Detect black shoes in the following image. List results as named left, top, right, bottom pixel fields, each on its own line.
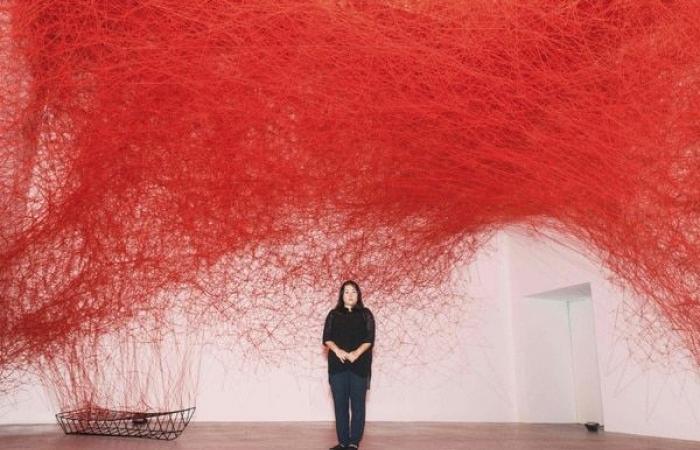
left=329, top=443, right=358, bottom=449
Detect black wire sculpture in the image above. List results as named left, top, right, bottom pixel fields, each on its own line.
left=55, top=406, right=195, bottom=440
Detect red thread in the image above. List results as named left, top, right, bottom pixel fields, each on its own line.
left=1, top=1, right=699, bottom=410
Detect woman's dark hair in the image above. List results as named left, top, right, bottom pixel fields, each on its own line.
left=335, top=280, right=364, bottom=311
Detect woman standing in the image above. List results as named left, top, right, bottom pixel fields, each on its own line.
left=323, top=280, right=375, bottom=450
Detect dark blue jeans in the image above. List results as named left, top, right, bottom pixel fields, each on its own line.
left=329, top=370, right=368, bottom=446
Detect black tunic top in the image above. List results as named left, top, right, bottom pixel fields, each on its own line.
left=322, top=307, right=375, bottom=383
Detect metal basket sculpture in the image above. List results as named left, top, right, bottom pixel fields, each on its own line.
left=55, top=406, right=195, bottom=440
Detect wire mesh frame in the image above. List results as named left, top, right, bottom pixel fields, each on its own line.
left=55, top=406, right=196, bottom=440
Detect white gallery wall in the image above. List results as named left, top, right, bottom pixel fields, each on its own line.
left=507, top=228, right=700, bottom=441
left=0, top=234, right=518, bottom=425
left=2, top=229, right=699, bottom=442
left=163, top=233, right=519, bottom=423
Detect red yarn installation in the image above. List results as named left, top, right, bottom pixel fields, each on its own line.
left=1, top=0, right=699, bottom=410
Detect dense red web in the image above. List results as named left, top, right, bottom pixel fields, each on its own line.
left=1, top=0, right=699, bottom=411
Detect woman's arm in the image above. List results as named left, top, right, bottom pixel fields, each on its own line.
left=325, top=340, right=350, bottom=362
left=348, top=343, right=372, bottom=362
left=348, top=309, right=375, bottom=362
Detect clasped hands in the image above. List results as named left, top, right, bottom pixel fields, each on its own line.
left=333, top=348, right=360, bottom=363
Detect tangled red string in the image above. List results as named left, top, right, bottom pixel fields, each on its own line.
left=1, top=0, right=699, bottom=411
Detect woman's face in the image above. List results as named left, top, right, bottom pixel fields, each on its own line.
left=343, top=284, right=358, bottom=308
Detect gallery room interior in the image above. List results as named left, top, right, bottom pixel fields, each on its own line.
left=1, top=1, right=699, bottom=449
